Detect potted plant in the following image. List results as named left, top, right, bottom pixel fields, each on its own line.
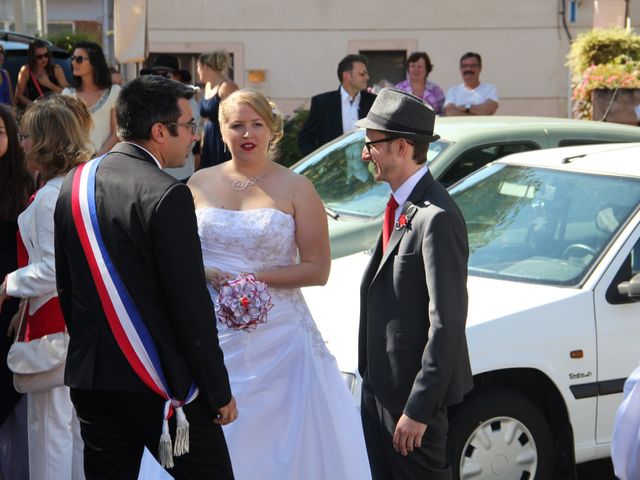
left=567, top=27, right=640, bottom=121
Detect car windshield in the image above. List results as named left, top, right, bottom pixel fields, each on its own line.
left=292, top=131, right=451, bottom=218
left=450, top=164, right=640, bottom=286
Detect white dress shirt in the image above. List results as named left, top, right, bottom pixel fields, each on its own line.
left=340, top=86, right=361, bottom=134
left=390, top=166, right=429, bottom=223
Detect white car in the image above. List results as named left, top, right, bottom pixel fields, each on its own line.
left=303, top=142, right=640, bottom=480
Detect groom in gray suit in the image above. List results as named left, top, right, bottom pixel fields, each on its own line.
left=357, top=89, right=472, bottom=480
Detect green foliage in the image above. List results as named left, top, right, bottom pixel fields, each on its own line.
left=45, top=31, right=101, bottom=54
left=567, top=28, right=640, bottom=119
left=276, top=107, right=309, bottom=167
left=567, top=27, right=640, bottom=83
left=275, top=108, right=309, bottom=168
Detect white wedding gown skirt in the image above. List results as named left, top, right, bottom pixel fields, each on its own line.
left=197, top=208, right=371, bottom=480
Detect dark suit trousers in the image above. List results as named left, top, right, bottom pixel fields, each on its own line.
left=361, top=377, right=452, bottom=480
left=70, top=388, right=234, bottom=480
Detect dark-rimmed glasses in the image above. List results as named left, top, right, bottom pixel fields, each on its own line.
left=165, top=121, right=198, bottom=135
left=364, top=136, right=413, bottom=155
left=71, top=55, right=90, bottom=64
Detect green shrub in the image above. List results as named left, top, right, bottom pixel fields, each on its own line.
left=45, top=31, right=101, bottom=54
left=276, top=108, right=309, bottom=168
left=567, top=27, right=640, bottom=83
left=567, top=28, right=640, bottom=119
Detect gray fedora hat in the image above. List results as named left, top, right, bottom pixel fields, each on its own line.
left=355, top=88, right=440, bottom=143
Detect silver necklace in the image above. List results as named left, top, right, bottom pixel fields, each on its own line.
left=232, top=175, right=265, bottom=191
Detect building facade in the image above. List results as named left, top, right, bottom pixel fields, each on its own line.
left=4, top=0, right=640, bottom=118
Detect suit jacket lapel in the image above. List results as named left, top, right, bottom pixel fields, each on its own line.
left=332, top=89, right=343, bottom=136
left=373, top=171, right=436, bottom=277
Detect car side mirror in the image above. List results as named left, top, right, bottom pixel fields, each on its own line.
left=617, top=272, right=640, bottom=301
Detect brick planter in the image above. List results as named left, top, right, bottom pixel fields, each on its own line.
left=592, top=88, right=640, bottom=126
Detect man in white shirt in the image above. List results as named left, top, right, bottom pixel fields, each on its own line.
left=298, top=54, right=376, bottom=156
left=443, top=52, right=498, bottom=116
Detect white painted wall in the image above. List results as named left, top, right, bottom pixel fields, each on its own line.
left=146, top=0, right=620, bottom=117
left=32, top=0, right=640, bottom=117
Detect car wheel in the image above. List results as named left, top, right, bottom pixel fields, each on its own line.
left=447, top=387, right=555, bottom=480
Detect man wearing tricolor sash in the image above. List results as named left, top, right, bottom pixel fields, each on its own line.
left=54, top=75, right=237, bottom=479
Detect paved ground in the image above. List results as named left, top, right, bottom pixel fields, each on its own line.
left=576, top=458, right=616, bottom=479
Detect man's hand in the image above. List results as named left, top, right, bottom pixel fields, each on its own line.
left=393, top=414, right=427, bottom=456
left=214, top=396, right=238, bottom=426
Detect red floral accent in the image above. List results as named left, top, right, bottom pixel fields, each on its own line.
left=395, top=214, right=409, bottom=230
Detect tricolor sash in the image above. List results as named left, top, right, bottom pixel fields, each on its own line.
left=70, top=155, right=198, bottom=468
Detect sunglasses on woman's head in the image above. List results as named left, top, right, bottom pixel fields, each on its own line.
left=71, top=55, right=90, bottom=64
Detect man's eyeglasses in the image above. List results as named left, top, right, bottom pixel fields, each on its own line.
left=165, top=121, right=198, bottom=135
left=18, top=133, right=30, bottom=142
left=71, top=55, right=90, bottom=64
left=460, top=63, right=480, bottom=69
left=364, top=136, right=412, bottom=154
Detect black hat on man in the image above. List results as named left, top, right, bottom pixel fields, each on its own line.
left=355, top=88, right=440, bottom=143
left=140, top=54, right=192, bottom=83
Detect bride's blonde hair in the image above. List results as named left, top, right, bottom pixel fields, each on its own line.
left=219, top=89, right=284, bottom=160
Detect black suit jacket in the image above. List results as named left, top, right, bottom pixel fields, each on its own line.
left=359, top=171, right=473, bottom=424
left=54, top=143, right=232, bottom=412
left=298, top=88, right=376, bottom=156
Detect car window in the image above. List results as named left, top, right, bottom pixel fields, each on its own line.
left=439, top=142, right=540, bottom=188
left=451, top=164, right=640, bottom=286
left=558, top=139, right=630, bottom=147
left=294, top=133, right=451, bottom=218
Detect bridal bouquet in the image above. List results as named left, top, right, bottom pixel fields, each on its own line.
left=215, top=273, right=273, bottom=331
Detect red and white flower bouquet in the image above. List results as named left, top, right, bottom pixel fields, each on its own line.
left=214, top=273, right=273, bottom=331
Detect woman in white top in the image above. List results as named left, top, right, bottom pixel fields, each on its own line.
left=0, top=98, right=90, bottom=480
left=63, top=41, right=120, bottom=156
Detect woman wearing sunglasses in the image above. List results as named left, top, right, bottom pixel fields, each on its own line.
left=62, top=41, right=120, bottom=156
left=15, top=40, right=68, bottom=109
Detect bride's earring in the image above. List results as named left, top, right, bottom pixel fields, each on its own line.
left=223, top=142, right=227, bottom=153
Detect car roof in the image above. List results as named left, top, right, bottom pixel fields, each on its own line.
left=434, top=115, right=640, bottom=141
left=0, top=31, right=68, bottom=55
left=495, top=142, right=640, bottom=178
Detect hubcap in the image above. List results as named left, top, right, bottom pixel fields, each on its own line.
left=459, top=416, right=537, bottom=479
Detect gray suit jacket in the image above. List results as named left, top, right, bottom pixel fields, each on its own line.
left=359, top=170, right=473, bottom=423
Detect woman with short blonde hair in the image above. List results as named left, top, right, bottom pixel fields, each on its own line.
left=21, top=99, right=91, bottom=181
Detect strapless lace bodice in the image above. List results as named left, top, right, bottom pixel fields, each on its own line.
left=196, top=207, right=297, bottom=273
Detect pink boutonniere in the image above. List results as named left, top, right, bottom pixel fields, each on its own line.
left=395, top=204, right=418, bottom=230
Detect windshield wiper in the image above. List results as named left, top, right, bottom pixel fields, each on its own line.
left=325, top=206, right=339, bottom=219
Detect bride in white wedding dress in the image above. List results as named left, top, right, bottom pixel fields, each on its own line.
left=188, top=90, right=371, bottom=480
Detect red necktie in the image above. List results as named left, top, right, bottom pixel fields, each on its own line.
left=382, top=195, right=398, bottom=252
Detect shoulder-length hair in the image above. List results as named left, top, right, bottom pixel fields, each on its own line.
left=21, top=98, right=91, bottom=182
left=27, top=39, right=55, bottom=78
left=0, top=105, right=33, bottom=222
left=72, top=41, right=112, bottom=90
